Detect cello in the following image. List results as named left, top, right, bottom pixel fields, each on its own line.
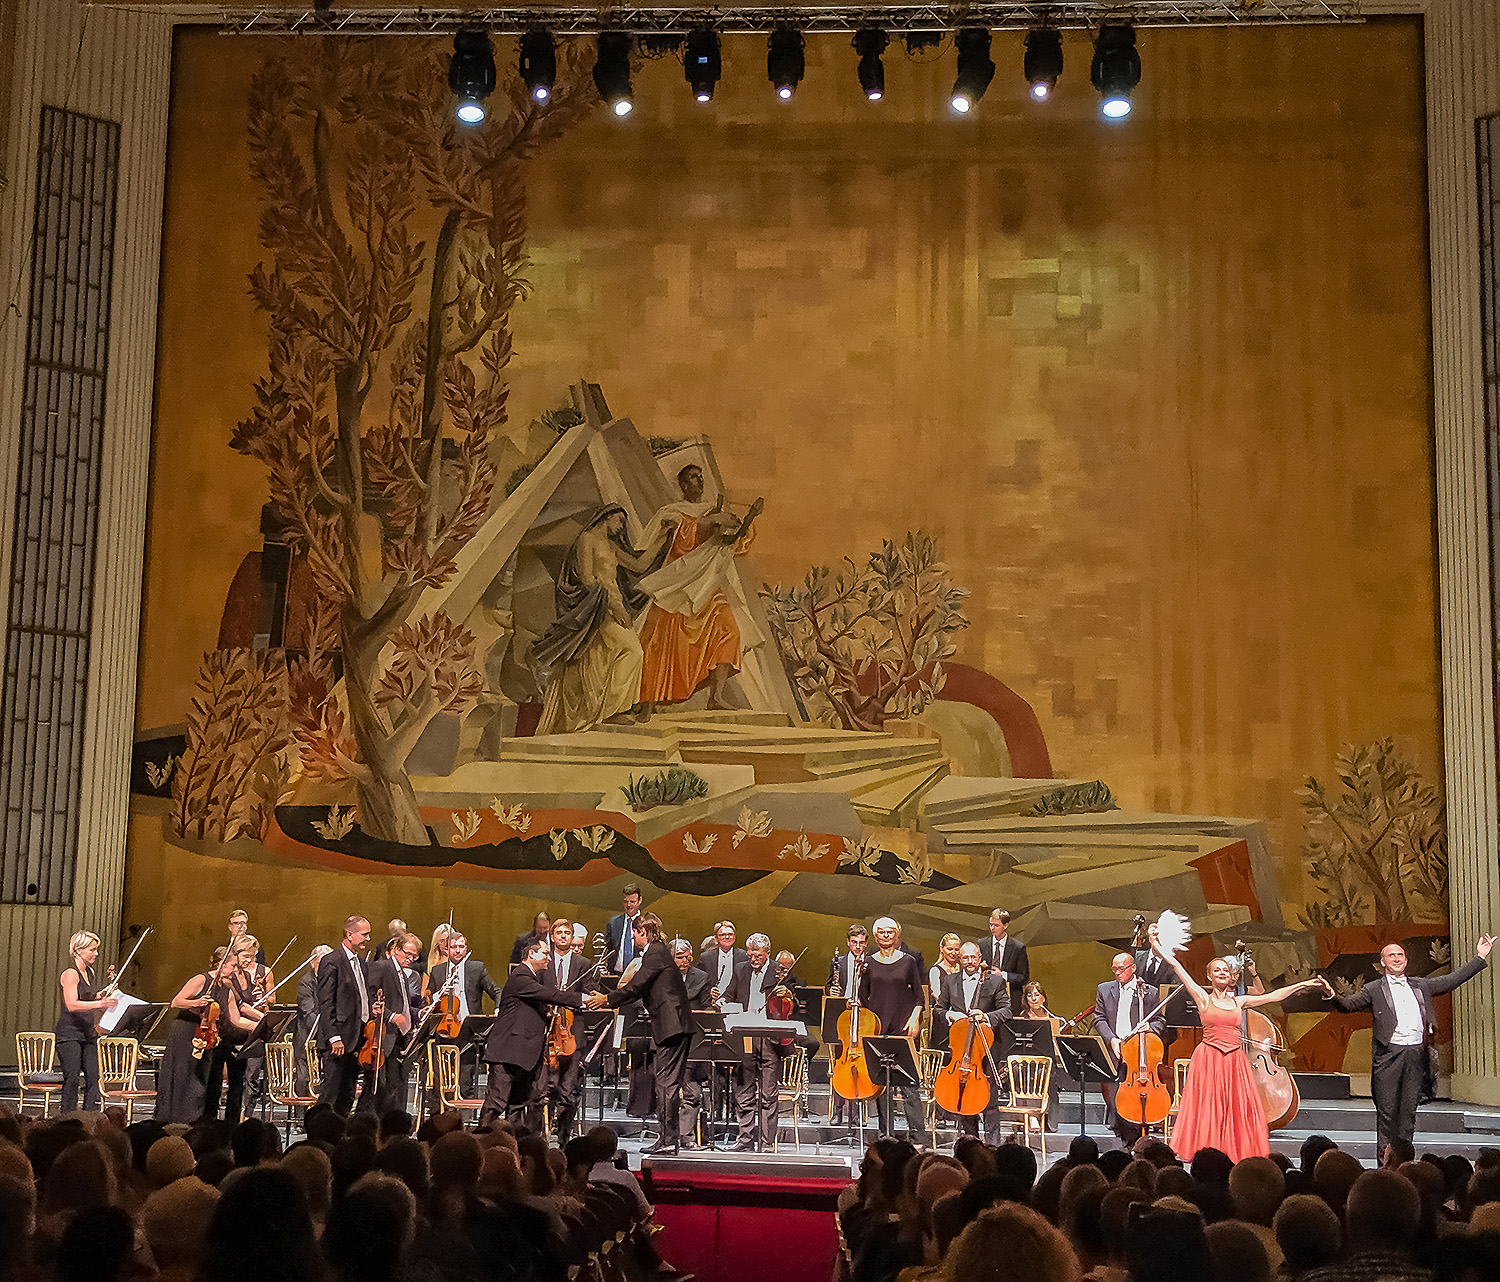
left=1113, top=1021, right=1172, bottom=1132
left=1236, top=942, right=1300, bottom=1129
left=931, top=1013, right=995, bottom=1116
left=830, top=955, right=882, bottom=1102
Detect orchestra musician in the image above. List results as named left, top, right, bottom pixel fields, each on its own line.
left=156, top=946, right=226, bottom=1124
left=55, top=930, right=118, bottom=1112
left=929, top=933, right=962, bottom=995
left=202, top=933, right=268, bottom=1123
left=1021, top=980, right=1064, bottom=1125
left=860, top=917, right=926, bottom=1141
left=933, top=941, right=1011, bottom=1144
left=316, top=915, right=378, bottom=1116
left=586, top=912, right=695, bottom=1156
left=293, top=945, right=331, bottom=1096
left=479, top=938, right=585, bottom=1128
left=530, top=918, right=596, bottom=1143
left=369, top=930, right=422, bottom=1115
left=605, top=884, right=645, bottom=973
left=977, top=909, right=1029, bottom=1014
left=228, top=909, right=267, bottom=966
left=725, top=934, right=798, bottom=1152
left=1091, top=952, right=1166, bottom=1146
left=826, top=924, right=868, bottom=1127
left=702, top=921, right=747, bottom=1003
left=510, top=910, right=553, bottom=966
left=429, top=931, right=502, bottom=1096
left=673, top=939, right=715, bottom=1149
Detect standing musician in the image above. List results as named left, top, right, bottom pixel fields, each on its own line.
left=702, top=921, right=747, bottom=1003
left=429, top=931, right=503, bottom=1097
left=586, top=912, right=695, bottom=1156
left=372, top=919, right=409, bottom=962
left=228, top=909, right=267, bottom=966
left=1091, top=952, right=1166, bottom=1147
left=294, top=945, right=331, bottom=1096
left=929, top=934, right=962, bottom=995
left=202, top=933, right=268, bottom=1123
left=605, top=884, right=645, bottom=973
left=933, top=941, right=1011, bottom=1145
left=860, top=917, right=927, bottom=1141
left=1316, top=933, right=1495, bottom=1160
left=673, top=939, right=715, bottom=1149
left=725, top=934, right=798, bottom=1151
left=479, top=938, right=585, bottom=1127
left=156, top=946, right=226, bottom=1124
left=55, top=930, right=118, bottom=1112
left=369, top=931, right=421, bottom=1115
left=316, top=915, right=378, bottom=1116
left=827, top=924, right=868, bottom=1127
left=977, top=909, right=1030, bottom=1014
left=530, top=919, right=596, bottom=1143
left=510, top=910, right=552, bottom=966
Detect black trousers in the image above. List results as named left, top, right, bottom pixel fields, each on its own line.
left=653, top=1033, right=691, bottom=1145
left=57, top=1039, right=99, bottom=1112
left=1101, top=1077, right=1148, bottom=1147
left=734, top=1041, right=785, bottom=1150
left=530, top=1049, right=583, bottom=1141
left=202, top=1042, right=249, bottom=1123
left=1372, top=1043, right=1428, bottom=1153
left=374, top=1050, right=411, bottom=1117
left=479, top=1059, right=538, bottom=1128
left=319, top=1046, right=375, bottom=1116
left=680, top=1064, right=713, bottom=1143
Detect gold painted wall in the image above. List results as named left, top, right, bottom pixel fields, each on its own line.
left=130, top=21, right=1437, bottom=998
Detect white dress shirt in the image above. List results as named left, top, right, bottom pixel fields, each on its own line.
left=346, top=945, right=370, bottom=1023
left=716, top=948, right=735, bottom=992
left=454, top=958, right=470, bottom=1021
left=1387, top=976, right=1425, bottom=1046
left=748, top=964, right=770, bottom=1015
left=617, top=917, right=638, bottom=972
left=1114, top=981, right=1138, bottom=1042
left=556, top=951, right=572, bottom=990
left=947, top=972, right=982, bottom=1022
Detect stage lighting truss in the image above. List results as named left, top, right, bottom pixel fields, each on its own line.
left=211, top=3, right=1367, bottom=38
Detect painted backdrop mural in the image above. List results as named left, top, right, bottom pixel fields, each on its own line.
left=129, top=23, right=1444, bottom=1077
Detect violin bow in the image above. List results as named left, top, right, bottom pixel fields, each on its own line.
left=264, top=934, right=298, bottom=977
left=99, top=926, right=153, bottom=997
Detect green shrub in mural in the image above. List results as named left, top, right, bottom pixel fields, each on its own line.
left=1296, top=738, right=1448, bottom=928
left=760, top=531, right=969, bottom=731
left=623, top=767, right=711, bottom=813
left=224, top=39, right=598, bottom=845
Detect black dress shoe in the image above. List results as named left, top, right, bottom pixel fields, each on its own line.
left=643, top=1139, right=679, bottom=1156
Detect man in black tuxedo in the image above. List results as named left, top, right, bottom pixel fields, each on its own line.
left=1091, top=952, right=1165, bottom=1146
left=1318, top=933, right=1494, bottom=1157
left=529, top=919, right=596, bottom=1143
left=826, top=924, right=868, bottom=1126
left=673, top=939, right=716, bottom=1148
left=587, top=912, right=694, bottom=1155
left=292, top=945, right=330, bottom=1095
left=934, top=941, right=1012, bottom=1144
left=701, top=920, right=748, bottom=1002
left=316, top=915, right=378, bottom=1115
left=478, top=938, right=584, bottom=1128
left=605, top=884, right=645, bottom=974
left=509, top=910, right=553, bottom=966
left=367, top=931, right=421, bottom=1116
left=977, top=909, right=1030, bottom=1014
left=429, top=931, right=503, bottom=1095
left=725, top=933, right=798, bottom=1151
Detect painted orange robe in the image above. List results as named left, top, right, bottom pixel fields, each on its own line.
left=637, top=516, right=742, bottom=704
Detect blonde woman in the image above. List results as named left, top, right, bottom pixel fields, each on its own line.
left=55, top=930, right=118, bottom=1110
left=428, top=922, right=454, bottom=972
left=929, top=933, right=963, bottom=995
left=202, top=933, right=268, bottom=1123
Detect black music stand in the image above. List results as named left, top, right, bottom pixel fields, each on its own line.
left=997, top=1018, right=1056, bottom=1060
left=1057, top=1034, right=1116, bottom=1139
left=863, top=1037, right=921, bottom=1141
left=578, top=1008, right=619, bottom=1126
left=687, top=1012, right=737, bottom=1148
left=239, top=1006, right=299, bottom=1057
left=110, top=1001, right=167, bottom=1042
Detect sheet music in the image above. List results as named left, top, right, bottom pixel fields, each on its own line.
left=98, top=992, right=146, bottom=1033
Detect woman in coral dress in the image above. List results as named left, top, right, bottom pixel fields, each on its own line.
left=1149, top=926, right=1324, bottom=1162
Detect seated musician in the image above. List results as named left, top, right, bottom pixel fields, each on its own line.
left=673, top=939, right=715, bottom=1149
left=725, top=933, right=798, bottom=1152
left=933, top=941, right=1011, bottom=1145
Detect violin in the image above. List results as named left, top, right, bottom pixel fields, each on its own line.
left=932, top=1012, right=995, bottom=1115
left=192, top=934, right=237, bottom=1059
left=764, top=949, right=805, bottom=1047
left=830, top=954, right=882, bottom=1102
left=1236, top=941, right=1300, bottom=1129
left=544, top=952, right=598, bottom=1068
left=357, top=997, right=388, bottom=1074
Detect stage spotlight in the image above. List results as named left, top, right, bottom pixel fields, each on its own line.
left=1090, top=22, right=1140, bottom=119
left=685, top=29, right=721, bottom=102
left=1024, top=27, right=1063, bottom=102
left=853, top=28, right=887, bottom=101
left=594, top=32, right=634, bottom=116
left=520, top=30, right=557, bottom=103
left=449, top=30, right=496, bottom=124
left=950, top=27, right=995, bottom=114
left=768, top=28, right=805, bottom=101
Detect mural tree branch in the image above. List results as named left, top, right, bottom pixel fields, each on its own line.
left=230, top=39, right=597, bottom=843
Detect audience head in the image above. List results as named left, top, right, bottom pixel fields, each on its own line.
left=992, top=1142, right=1039, bottom=1193
left=42, top=1139, right=115, bottom=1214
left=1067, top=1136, right=1099, bottom=1168
left=323, top=1174, right=417, bottom=1282
left=1344, top=1169, right=1421, bottom=1255
left=1230, top=1156, right=1285, bottom=1226
left=378, top=1112, right=414, bottom=1145
left=373, top=1136, right=430, bottom=1202
left=1206, top=1219, right=1272, bottom=1282
left=1312, top=1148, right=1363, bottom=1216
left=141, top=1176, right=219, bottom=1273
left=942, top=1203, right=1081, bottom=1282
left=279, top=1144, right=333, bottom=1226
left=1124, top=1201, right=1215, bottom=1282
left=1190, top=1147, right=1233, bottom=1188
left=198, top=1167, right=320, bottom=1282
left=1273, top=1193, right=1342, bottom=1275
left=57, top=1204, right=134, bottom=1282
left=1097, top=1150, right=1131, bottom=1182
left=146, top=1136, right=197, bottom=1188
left=1299, top=1135, right=1337, bottom=1175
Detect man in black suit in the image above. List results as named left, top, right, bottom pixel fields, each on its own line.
left=1318, top=933, right=1494, bottom=1157
left=725, top=933, right=798, bottom=1151
left=293, top=945, right=331, bottom=1095
left=316, top=915, right=378, bottom=1115
left=529, top=919, right=596, bottom=1143
left=673, top=938, right=716, bottom=1148
left=587, top=912, right=694, bottom=1155
left=1091, top=951, right=1165, bottom=1147
left=934, top=941, right=1012, bottom=1144
left=367, top=931, right=422, bottom=1116
left=509, top=910, right=553, bottom=966
left=478, top=938, right=584, bottom=1128
left=429, top=931, right=503, bottom=1095
left=605, top=884, right=645, bottom=974
left=826, top=924, right=868, bottom=1126
left=977, top=909, right=1030, bottom=1014
left=700, top=920, right=748, bottom=1002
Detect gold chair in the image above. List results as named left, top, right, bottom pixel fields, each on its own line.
left=435, top=1043, right=485, bottom=1118
left=773, top=1047, right=808, bottom=1152
left=265, top=1040, right=320, bottom=1142
left=994, top=1054, right=1052, bottom=1165
left=1164, top=1058, right=1191, bottom=1142
left=98, top=1037, right=156, bottom=1122
left=918, top=1047, right=945, bottom=1148
left=16, top=1033, right=63, bottom=1118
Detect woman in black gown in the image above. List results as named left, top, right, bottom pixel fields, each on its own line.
left=155, top=945, right=227, bottom=1123
left=858, top=916, right=927, bottom=1141
left=201, top=935, right=267, bottom=1124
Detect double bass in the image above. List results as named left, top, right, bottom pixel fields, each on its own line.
left=830, top=954, right=882, bottom=1102
left=1236, top=941, right=1300, bottom=1129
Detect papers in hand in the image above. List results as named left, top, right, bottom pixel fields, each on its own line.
left=98, top=992, right=147, bottom=1033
